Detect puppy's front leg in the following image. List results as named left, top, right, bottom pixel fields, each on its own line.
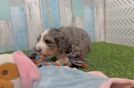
left=55, top=54, right=72, bottom=66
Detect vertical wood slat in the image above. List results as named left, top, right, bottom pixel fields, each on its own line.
left=0, top=0, right=10, bottom=20
left=83, top=0, right=95, bottom=41
left=72, top=0, right=84, bottom=29
left=0, top=21, right=13, bottom=52
left=58, top=0, right=72, bottom=26
left=10, top=6, right=29, bottom=50
left=73, top=17, right=84, bottom=29
left=10, top=0, right=24, bottom=6
left=24, top=0, right=43, bottom=49
left=83, top=0, right=91, bottom=6
left=94, top=0, right=105, bottom=41
left=72, top=0, right=84, bottom=17
left=40, top=0, right=60, bottom=29
left=84, top=6, right=95, bottom=41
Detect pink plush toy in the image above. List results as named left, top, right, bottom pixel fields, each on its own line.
left=0, top=51, right=40, bottom=88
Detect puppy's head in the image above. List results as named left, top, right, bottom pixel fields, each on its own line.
left=35, top=28, right=70, bottom=57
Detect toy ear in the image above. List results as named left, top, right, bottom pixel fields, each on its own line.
left=13, top=51, right=41, bottom=88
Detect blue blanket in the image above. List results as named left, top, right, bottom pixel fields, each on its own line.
left=33, top=66, right=108, bottom=88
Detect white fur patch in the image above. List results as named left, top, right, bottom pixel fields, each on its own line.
left=11, top=78, right=22, bottom=88
left=0, top=54, right=15, bottom=64
left=43, top=29, right=50, bottom=35
left=36, top=29, right=50, bottom=54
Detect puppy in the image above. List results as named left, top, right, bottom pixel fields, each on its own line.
left=35, top=26, right=91, bottom=68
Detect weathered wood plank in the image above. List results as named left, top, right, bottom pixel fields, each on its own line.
left=73, top=17, right=84, bottom=29
left=84, top=6, right=95, bottom=41
left=72, top=0, right=84, bottom=17
left=72, top=0, right=84, bottom=28
left=0, top=0, right=10, bottom=20
left=94, top=0, right=105, bottom=41
left=40, top=0, right=60, bottom=29
left=10, top=6, right=29, bottom=50
left=83, top=0, right=93, bottom=6
left=58, top=0, right=72, bottom=26
left=24, top=0, right=43, bottom=49
left=10, top=0, right=24, bottom=6
left=0, top=21, right=13, bottom=52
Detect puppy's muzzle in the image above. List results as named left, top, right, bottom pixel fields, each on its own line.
left=34, top=47, right=41, bottom=53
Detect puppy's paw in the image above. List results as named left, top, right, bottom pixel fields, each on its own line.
left=82, top=63, right=88, bottom=68
left=54, top=61, right=62, bottom=66
left=43, top=62, right=51, bottom=66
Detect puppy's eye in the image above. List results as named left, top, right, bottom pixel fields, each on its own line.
left=45, top=39, right=53, bottom=44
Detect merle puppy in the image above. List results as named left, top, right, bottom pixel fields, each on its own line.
left=35, top=26, right=91, bottom=68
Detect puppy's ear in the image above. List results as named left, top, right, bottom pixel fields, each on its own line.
left=53, top=31, right=71, bottom=55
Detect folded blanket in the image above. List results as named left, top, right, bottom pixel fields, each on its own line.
left=33, top=66, right=134, bottom=88
left=87, top=71, right=134, bottom=88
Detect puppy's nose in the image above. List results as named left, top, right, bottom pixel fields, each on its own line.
left=34, top=47, right=41, bottom=52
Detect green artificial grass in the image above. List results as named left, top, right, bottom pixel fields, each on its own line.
left=85, top=42, right=134, bottom=79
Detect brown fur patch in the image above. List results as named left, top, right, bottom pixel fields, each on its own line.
left=0, top=79, right=14, bottom=88
left=0, top=63, right=19, bottom=80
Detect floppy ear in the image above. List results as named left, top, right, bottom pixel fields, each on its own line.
left=52, top=30, right=71, bottom=55
left=57, top=33, right=71, bottom=54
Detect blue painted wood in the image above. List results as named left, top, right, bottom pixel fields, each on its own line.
left=10, top=0, right=24, bottom=6
left=83, top=0, right=94, bottom=6
left=72, top=0, right=84, bottom=17
left=0, top=22, right=15, bottom=53
left=40, top=0, right=60, bottom=29
left=0, top=47, right=6, bottom=53
left=0, top=47, right=9, bottom=53
left=0, top=45, right=14, bottom=53
left=11, top=6, right=29, bottom=50
left=84, top=6, right=95, bottom=41
left=0, top=0, right=10, bottom=20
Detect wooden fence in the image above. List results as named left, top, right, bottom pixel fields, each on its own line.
left=1, top=0, right=133, bottom=53
left=0, top=0, right=95, bottom=53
